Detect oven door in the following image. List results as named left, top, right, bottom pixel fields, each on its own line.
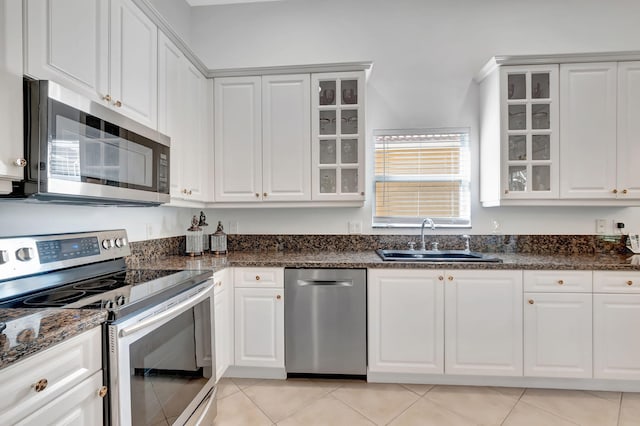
left=108, top=282, right=216, bottom=426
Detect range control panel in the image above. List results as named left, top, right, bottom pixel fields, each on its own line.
left=0, top=230, right=130, bottom=282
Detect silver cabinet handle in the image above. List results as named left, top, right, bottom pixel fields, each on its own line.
left=120, top=286, right=212, bottom=337
left=297, top=280, right=353, bottom=287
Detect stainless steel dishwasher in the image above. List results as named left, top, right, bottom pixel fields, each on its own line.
left=284, top=268, right=367, bottom=377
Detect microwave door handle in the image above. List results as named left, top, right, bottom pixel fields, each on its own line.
left=119, top=287, right=212, bottom=337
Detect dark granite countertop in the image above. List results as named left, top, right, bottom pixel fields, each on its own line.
left=0, top=309, right=107, bottom=370
left=147, top=251, right=640, bottom=271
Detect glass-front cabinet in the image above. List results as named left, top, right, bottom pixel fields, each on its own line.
left=501, top=65, right=559, bottom=199
left=311, top=71, right=365, bottom=201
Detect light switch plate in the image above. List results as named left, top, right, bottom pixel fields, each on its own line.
left=348, top=221, right=362, bottom=234
left=596, top=219, right=607, bottom=234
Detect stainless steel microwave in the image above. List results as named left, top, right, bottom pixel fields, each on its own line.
left=4, top=79, right=170, bottom=206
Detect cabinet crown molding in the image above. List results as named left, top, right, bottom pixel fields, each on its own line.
left=475, top=51, right=640, bottom=82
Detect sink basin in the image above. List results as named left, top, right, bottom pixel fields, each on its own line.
left=376, top=249, right=502, bottom=263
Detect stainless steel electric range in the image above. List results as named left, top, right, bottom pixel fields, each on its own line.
left=0, top=230, right=217, bottom=426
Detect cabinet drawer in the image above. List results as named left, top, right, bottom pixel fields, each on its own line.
left=594, top=271, right=640, bottom=293
left=0, top=327, right=102, bottom=424
left=524, top=270, right=592, bottom=292
left=234, top=267, right=284, bottom=288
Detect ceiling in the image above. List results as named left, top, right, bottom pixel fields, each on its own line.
left=185, top=0, right=284, bottom=5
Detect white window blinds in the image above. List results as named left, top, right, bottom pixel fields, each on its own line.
left=373, top=129, right=471, bottom=227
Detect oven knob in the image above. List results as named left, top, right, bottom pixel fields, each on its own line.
left=116, top=295, right=126, bottom=306
left=114, top=238, right=125, bottom=248
left=0, top=250, right=8, bottom=264
left=102, top=239, right=115, bottom=250
left=16, top=247, right=34, bottom=262
left=104, top=300, right=114, bottom=310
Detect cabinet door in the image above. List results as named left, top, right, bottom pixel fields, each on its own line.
left=524, top=293, right=592, bottom=378
left=214, top=77, right=263, bottom=202
left=0, top=0, right=25, bottom=186
left=262, top=74, right=311, bottom=201
left=234, top=287, right=284, bottom=368
left=593, top=294, right=640, bottom=379
left=311, top=72, right=365, bottom=201
left=158, top=32, right=186, bottom=199
left=560, top=63, right=617, bottom=199
left=24, top=0, right=109, bottom=105
left=214, top=279, right=229, bottom=381
left=182, top=63, right=209, bottom=201
left=110, top=0, right=157, bottom=128
left=445, top=270, right=523, bottom=376
left=501, top=65, right=559, bottom=199
left=368, top=269, right=444, bottom=374
left=617, top=61, right=640, bottom=198
left=15, top=371, right=104, bottom=426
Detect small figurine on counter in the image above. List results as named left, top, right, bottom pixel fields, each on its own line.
left=198, top=211, right=208, bottom=227
left=188, top=215, right=200, bottom=231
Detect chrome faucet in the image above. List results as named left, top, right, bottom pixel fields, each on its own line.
left=462, top=234, right=471, bottom=252
left=420, top=218, right=436, bottom=251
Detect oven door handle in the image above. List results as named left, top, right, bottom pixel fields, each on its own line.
left=119, top=285, right=212, bottom=337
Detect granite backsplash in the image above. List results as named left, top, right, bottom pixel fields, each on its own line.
left=127, top=234, right=630, bottom=265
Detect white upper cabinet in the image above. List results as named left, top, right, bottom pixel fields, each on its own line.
left=478, top=54, right=640, bottom=206
left=502, top=65, right=559, bottom=200
left=616, top=61, right=640, bottom=198
left=214, top=75, right=312, bottom=203
left=0, top=0, right=25, bottom=190
left=262, top=74, right=311, bottom=201
left=560, top=63, right=617, bottom=199
left=158, top=33, right=210, bottom=203
left=214, top=76, right=263, bottom=202
left=109, top=0, right=158, bottom=129
left=24, top=0, right=109, bottom=103
left=25, top=0, right=157, bottom=129
left=311, top=72, right=365, bottom=201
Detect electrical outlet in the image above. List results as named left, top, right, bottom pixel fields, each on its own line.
left=348, top=221, right=362, bottom=234
left=596, top=219, right=607, bottom=234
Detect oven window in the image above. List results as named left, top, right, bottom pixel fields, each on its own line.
left=52, top=115, right=154, bottom=188
left=128, top=299, right=212, bottom=425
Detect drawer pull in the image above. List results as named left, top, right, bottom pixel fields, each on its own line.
left=447, top=276, right=454, bottom=281
left=627, top=280, right=633, bottom=286
left=276, top=295, right=282, bottom=300
left=438, top=276, right=444, bottom=281
left=557, top=280, right=564, bottom=285
left=34, top=379, right=48, bottom=392
left=98, top=386, right=108, bottom=398
left=255, top=275, right=261, bottom=281
left=528, top=299, right=535, bottom=305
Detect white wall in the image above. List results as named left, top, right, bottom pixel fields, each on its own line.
left=189, top=0, right=640, bottom=235
left=148, top=0, right=192, bottom=44
left=0, top=202, right=195, bottom=241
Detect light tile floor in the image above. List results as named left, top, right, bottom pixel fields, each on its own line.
left=213, top=378, right=640, bottom=426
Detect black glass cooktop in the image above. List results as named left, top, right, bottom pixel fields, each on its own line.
left=0, top=269, right=193, bottom=310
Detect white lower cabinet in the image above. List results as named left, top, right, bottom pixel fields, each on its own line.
left=15, top=371, right=104, bottom=426
left=233, top=268, right=284, bottom=368
left=213, top=269, right=232, bottom=381
left=524, top=293, right=592, bottom=378
left=368, top=269, right=522, bottom=377
left=368, top=269, right=444, bottom=374
left=593, top=271, right=640, bottom=379
left=0, top=327, right=104, bottom=425
left=445, top=270, right=523, bottom=376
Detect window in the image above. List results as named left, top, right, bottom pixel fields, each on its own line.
left=373, top=128, right=471, bottom=227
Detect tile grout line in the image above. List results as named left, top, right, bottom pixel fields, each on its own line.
left=617, top=392, right=623, bottom=426
left=381, top=390, right=424, bottom=426
left=238, top=381, right=280, bottom=425
left=499, top=387, right=527, bottom=426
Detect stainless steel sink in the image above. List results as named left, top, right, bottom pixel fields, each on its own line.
left=376, top=249, right=502, bottom=263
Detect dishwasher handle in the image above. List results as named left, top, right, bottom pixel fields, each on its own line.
left=296, top=279, right=353, bottom=287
